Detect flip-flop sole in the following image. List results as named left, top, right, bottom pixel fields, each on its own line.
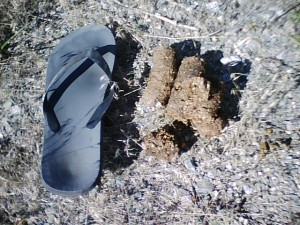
left=41, top=25, right=115, bottom=196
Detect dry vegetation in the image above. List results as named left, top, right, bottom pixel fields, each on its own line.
left=1, top=0, right=300, bottom=224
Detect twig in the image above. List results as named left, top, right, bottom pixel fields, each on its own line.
left=122, top=87, right=141, bottom=97
left=143, top=29, right=222, bottom=40
left=166, top=212, right=263, bottom=217
left=120, top=129, right=144, bottom=150
left=113, top=0, right=198, bottom=31
left=153, top=13, right=197, bottom=31
left=272, top=2, right=300, bottom=23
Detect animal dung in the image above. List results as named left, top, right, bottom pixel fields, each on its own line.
left=136, top=46, right=224, bottom=160
left=139, top=46, right=178, bottom=108
left=165, top=56, right=223, bottom=138
left=143, top=125, right=180, bottom=161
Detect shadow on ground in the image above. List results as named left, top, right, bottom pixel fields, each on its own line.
left=103, top=24, right=143, bottom=172
left=201, top=50, right=251, bottom=122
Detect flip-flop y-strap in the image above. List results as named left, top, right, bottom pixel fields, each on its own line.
left=43, top=47, right=115, bottom=132
left=41, top=25, right=116, bottom=196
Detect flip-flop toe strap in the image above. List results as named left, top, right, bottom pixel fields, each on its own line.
left=43, top=46, right=115, bottom=132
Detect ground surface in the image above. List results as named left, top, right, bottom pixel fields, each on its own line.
left=0, top=0, right=300, bottom=224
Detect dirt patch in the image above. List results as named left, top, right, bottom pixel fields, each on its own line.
left=143, top=125, right=180, bottom=161
left=143, top=121, right=197, bottom=160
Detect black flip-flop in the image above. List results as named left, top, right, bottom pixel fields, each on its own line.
left=41, top=25, right=116, bottom=196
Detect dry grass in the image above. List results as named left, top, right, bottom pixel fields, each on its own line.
left=1, top=0, right=300, bottom=224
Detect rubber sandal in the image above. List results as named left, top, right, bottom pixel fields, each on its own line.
left=41, top=25, right=116, bottom=196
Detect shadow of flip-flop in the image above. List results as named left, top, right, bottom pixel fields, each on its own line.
left=103, top=24, right=144, bottom=172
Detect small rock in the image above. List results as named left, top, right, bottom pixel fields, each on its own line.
left=1, top=118, right=13, bottom=134
left=220, top=55, right=241, bottom=65
left=206, top=2, right=220, bottom=13
left=184, top=158, right=196, bottom=172
left=243, top=185, right=253, bottom=195
left=3, top=99, right=12, bottom=111
left=11, top=105, right=21, bottom=115
left=180, top=195, right=193, bottom=204
left=194, top=180, right=214, bottom=195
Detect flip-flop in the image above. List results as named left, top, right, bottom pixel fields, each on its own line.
left=41, top=25, right=116, bottom=196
